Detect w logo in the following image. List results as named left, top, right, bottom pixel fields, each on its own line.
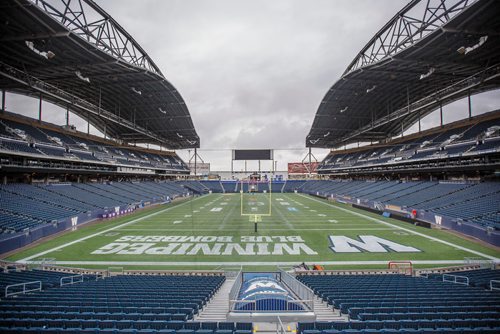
left=435, top=215, right=442, bottom=225
left=71, top=216, right=78, bottom=227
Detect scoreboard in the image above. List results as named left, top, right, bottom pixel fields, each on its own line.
left=232, top=149, right=273, bottom=160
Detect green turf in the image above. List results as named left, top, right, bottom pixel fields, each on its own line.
left=6, top=193, right=499, bottom=270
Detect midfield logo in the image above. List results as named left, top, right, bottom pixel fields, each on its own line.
left=328, top=235, right=421, bottom=253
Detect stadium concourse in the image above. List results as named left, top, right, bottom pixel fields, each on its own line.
left=0, top=0, right=499, bottom=333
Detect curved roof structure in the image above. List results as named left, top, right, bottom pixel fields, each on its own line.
left=307, top=0, right=500, bottom=148
left=0, top=0, right=199, bottom=149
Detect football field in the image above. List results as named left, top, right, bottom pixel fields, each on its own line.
left=7, top=193, right=499, bottom=270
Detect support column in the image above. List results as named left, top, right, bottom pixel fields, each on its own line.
left=66, top=106, right=70, bottom=126
left=308, top=147, right=312, bottom=178
left=194, top=148, right=197, bottom=177
left=1, top=89, right=5, bottom=112
left=440, top=102, right=443, bottom=128
left=418, top=110, right=421, bottom=133
left=258, top=160, right=261, bottom=173
left=87, top=112, right=90, bottom=134
left=468, top=90, right=472, bottom=119
left=38, top=93, right=42, bottom=121
left=244, top=160, right=247, bottom=174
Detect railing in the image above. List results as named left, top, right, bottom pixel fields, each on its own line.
left=5, top=280, right=42, bottom=297
left=228, top=269, right=243, bottom=310
left=464, top=257, right=495, bottom=269
left=107, top=266, right=124, bottom=276
left=490, top=280, right=500, bottom=291
left=229, top=297, right=312, bottom=313
left=443, top=274, right=469, bottom=286
left=276, top=316, right=287, bottom=334
left=217, top=265, right=243, bottom=279
left=279, top=268, right=315, bottom=311
left=60, top=274, right=83, bottom=286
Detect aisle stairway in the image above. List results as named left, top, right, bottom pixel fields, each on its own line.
left=313, top=295, right=348, bottom=321
left=195, top=277, right=236, bottom=322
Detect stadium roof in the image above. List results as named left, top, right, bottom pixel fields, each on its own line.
left=307, top=0, right=500, bottom=148
left=0, top=0, right=199, bottom=149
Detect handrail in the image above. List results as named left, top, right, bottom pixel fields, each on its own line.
left=228, top=269, right=243, bottom=310
left=5, top=280, right=41, bottom=297
left=276, top=316, right=287, bottom=334
left=279, top=268, right=315, bottom=311
left=443, top=274, right=469, bottom=286
left=490, top=280, right=500, bottom=291
left=60, top=274, right=83, bottom=287
left=229, top=298, right=314, bottom=313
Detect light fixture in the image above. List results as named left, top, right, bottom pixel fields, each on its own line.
left=158, top=107, right=166, bottom=114
left=366, top=85, right=376, bottom=93
left=419, top=67, right=435, bottom=80
left=457, top=35, right=488, bottom=55
left=131, top=87, right=142, bottom=95
left=176, top=132, right=183, bottom=138
left=25, top=41, right=55, bottom=60
left=309, top=138, right=320, bottom=144
left=75, top=71, right=90, bottom=83
left=340, top=106, right=348, bottom=113
left=186, top=139, right=197, bottom=145
left=323, top=132, right=330, bottom=137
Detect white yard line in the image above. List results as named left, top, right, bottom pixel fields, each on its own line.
left=48, top=260, right=467, bottom=266
left=116, top=228, right=395, bottom=232
left=297, top=194, right=499, bottom=261
left=17, top=196, right=205, bottom=263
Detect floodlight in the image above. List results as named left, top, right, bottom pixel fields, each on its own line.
left=419, top=67, right=435, bottom=80
left=131, top=87, right=142, bottom=95
left=340, top=106, right=348, bottom=113
left=366, top=85, right=376, bottom=93
left=75, top=71, right=90, bottom=83
left=25, top=41, right=55, bottom=60
left=158, top=107, right=166, bottom=114
left=457, top=35, right=488, bottom=55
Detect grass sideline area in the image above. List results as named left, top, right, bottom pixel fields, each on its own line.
left=6, top=193, right=499, bottom=271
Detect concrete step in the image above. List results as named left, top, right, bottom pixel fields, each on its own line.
left=195, top=278, right=235, bottom=322
left=313, top=297, right=348, bottom=321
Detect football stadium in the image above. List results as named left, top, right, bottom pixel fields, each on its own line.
left=0, top=0, right=499, bottom=333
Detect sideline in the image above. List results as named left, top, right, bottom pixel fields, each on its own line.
left=46, top=260, right=466, bottom=266
left=18, top=196, right=206, bottom=263
left=297, top=194, right=499, bottom=261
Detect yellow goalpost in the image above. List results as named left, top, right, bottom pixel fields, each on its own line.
left=239, top=179, right=272, bottom=229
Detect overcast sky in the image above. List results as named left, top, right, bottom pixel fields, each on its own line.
left=7, top=0, right=500, bottom=172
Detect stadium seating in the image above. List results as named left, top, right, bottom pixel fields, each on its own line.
left=296, top=273, right=500, bottom=334
left=318, top=116, right=500, bottom=173
left=0, top=115, right=189, bottom=172
left=0, top=181, right=188, bottom=235
left=0, top=271, right=253, bottom=333
left=298, top=180, right=500, bottom=230
left=199, top=180, right=225, bottom=193
left=178, top=180, right=210, bottom=194
left=0, top=269, right=96, bottom=297
left=428, top=268, right=500, bottom=289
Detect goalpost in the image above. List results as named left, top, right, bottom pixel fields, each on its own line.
left=240, top=179, right=272, bottom=231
